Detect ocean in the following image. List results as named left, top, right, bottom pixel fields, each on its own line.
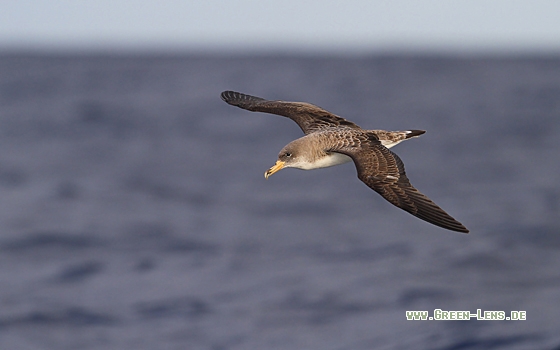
left=0, top=52, right=558, bottom=349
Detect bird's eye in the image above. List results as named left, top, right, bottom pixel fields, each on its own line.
left=285, top=152, right=292, bottom=157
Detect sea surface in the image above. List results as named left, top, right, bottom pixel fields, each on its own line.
left=0, top=52, right=559, bottom=349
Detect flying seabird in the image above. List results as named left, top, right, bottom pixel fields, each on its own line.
left=220, top=91, right=468, bottom=233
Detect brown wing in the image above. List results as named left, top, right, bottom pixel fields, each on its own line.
left=334, top=133, right=469, bottom=233
left=220, top=91, right=361, bottom=134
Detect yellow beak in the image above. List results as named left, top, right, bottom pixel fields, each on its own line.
left=264, top=160, right=285, bottom=179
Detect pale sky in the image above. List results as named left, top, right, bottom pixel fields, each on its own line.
left=1, top=0, right=560, bottom=53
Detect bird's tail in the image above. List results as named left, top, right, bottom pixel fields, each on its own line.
left=405, top=130, right=426, bottom=139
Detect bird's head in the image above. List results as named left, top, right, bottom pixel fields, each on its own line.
left=264, top=141, right=309, bottom=179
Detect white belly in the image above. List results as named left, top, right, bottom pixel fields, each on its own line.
left=299, top=152, right=352, bottom=170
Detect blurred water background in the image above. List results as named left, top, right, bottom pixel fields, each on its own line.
left=0, top=52, right=559, bottom=349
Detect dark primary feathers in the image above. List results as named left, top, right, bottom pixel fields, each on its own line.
left=221, top=90, right=469, bottom=233
left=333, top=133, right=469, bottom=233
left=221, top=90, right=361, bottom=134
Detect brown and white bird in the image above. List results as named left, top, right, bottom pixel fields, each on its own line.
left=220, top=91, right=468, bottom=233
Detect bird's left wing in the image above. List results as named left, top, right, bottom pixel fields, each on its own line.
left=333, top=133, right=469, bottom=233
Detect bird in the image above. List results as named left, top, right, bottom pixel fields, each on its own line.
left=220, top=90, right=468, bottom=233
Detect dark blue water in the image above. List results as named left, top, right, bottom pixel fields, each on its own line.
left=0, top=53, right=559, bottom=349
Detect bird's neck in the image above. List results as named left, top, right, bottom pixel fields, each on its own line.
left=297, top=152, right=352, bottom=170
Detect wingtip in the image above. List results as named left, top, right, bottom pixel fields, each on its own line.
left=220, top=90, right=236, bottom=103
left=436, top=218, right=469, bottom=234
left=425, top=213, right=469, bottom=234
left=220, top=91, right=266, bottom=107
left=450, top=225, right=469, bottom=234
left=396, top=184, right=469, bottom=234
left=423, top=216, right=469, bottom=234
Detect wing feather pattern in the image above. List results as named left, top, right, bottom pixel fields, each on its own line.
left=334, top=133, right=469, bottom=233
left=221, top=90, right=361, bottom=134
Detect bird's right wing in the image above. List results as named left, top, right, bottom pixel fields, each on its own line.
left=221, top=90, right=362, bottom=135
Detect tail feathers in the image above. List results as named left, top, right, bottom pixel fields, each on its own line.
left=405, top=130, right=426, bottom=139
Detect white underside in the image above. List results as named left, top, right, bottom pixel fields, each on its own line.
left=296, top=152, right=353, bottom=170
left=291, top=137, right=405, bottom=170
